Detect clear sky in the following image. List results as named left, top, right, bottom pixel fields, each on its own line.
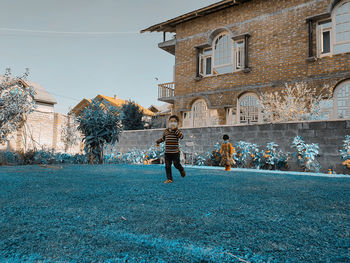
left=0, top=0, right=217, bottom=113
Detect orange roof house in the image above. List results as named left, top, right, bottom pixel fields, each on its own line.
left=70, top=94, right=155, bottom=117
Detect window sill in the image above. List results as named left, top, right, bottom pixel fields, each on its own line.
left=195, top=68, right=250, bottom=80
left=306, top=56, right=317, bottom=62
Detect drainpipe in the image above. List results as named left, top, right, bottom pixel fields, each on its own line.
left=244, top=34, right=250, bottom=70
left=195, top=47, right=200, bottom=78
left=308, top=20, right=314, bottom=58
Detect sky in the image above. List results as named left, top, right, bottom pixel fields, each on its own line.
left=0, top=0, right=218, bottom=114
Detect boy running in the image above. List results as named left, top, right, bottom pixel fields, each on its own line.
left=156, top=115, right=186, bottom=183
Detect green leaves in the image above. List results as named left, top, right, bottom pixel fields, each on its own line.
left=77, top=99, right=123, bottom=164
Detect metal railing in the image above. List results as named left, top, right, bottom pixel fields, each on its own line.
left=158, top=82, right=175, bottom=100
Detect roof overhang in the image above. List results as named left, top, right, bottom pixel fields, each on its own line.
left=140, top=0, right=251, bottom=33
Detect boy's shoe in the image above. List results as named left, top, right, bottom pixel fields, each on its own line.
left=180, top=169, right=186, bottom=178
left=163, top=179, right=173, bottom=184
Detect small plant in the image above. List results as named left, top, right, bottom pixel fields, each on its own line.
left=206, top=142, right=221, bottom=166
left=291, top=136, right=320, bottom=172
left=17, top=149, right=37, bottom=165
left=339, top=135, right=350, bottom=169
left=234, top=141, right=261, bottom=168
left=261, top=142, right=288, bottom=170
left=0, top=151, right=20, bottom=165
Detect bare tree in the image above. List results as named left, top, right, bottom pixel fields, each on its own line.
left=259, top=82, right=331, bottom=123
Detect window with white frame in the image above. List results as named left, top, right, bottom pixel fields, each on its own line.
left=183, top=101, right=218, bottom=127
left=334, top=80, right=350, bottom=119
left=226, top=108, right=236, bottom=125
left=234, top=40, right=245, bottom=70
left=238, top=93, right=260, bottom=124
left=182, top=111, right=192, bottom=128
left=316, top=1, right=350, bottom=57
left=213, top=33, right=232, bottom=72
left=334, top=0, right=350, bottom=54
left=198, top=33, right=245, bottom=76
left=199, top=48, right=213, bottom=77
left=317, top=20, right=332, bottom=56
left=192, top=99, right=209, bottom=127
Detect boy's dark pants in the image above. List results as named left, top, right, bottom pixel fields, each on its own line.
left=165, top=153, right=184, bottom=180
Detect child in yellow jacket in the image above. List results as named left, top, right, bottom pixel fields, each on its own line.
left=220, top=134, right=236, bottom=171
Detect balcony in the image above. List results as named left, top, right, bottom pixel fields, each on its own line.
left=158, top=82, right=175, bottom=103
left=158, top=38, right=176, bottom=55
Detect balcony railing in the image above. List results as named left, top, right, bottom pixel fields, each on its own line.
left=158, top=82, right=175, bottom=103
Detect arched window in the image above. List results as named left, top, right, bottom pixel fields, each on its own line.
left=334, top=80, right=350, bottom=119
left=213, top=33, right=233, bottom=74
left=192, top=99, right=209, bottom=127
left=333, top=0, right=350, bottom=54
left=237, top=93, right=260, bottom=124
left=316, top=0, right=350, bottom=56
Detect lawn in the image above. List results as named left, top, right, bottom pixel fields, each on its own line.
left=0, top=164, right=349, bottom=263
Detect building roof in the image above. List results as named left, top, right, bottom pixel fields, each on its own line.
left=141, top=0, right=250, bottom=33
left=149, top=103, right=172, bottom=115
left=70, top=94, right=155, bottom=117
left=24, top=80, right=57, bottom=105
left=0, top=75, right=57, bottom=105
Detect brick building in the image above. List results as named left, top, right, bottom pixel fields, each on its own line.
left=142, top=0, right=350, bottom=128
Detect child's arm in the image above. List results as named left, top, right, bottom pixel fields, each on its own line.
left=229, top=143, right=235, bottom=155
left=156, top=130, right=167, bottom=145
left=174, top=129, right=184, bottom=139
left=220, top=143, right=224, bottom=155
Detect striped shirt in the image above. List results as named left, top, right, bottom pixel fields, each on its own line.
left=156, top=128, right=184, bottom=153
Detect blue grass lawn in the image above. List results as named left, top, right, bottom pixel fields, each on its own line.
left=1, top=164, right=349, bottom=262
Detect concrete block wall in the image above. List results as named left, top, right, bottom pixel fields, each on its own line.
left=114, top=120, right=350, bottom=174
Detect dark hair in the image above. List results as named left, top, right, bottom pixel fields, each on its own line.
left=169, top=115, right=179, bottom=122
left=223, top=134, right=229, bottom=140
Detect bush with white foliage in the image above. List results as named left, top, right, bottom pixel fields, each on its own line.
left=259, top=82, right=331, bottom=123
left=291, top=136, right=320, bottom=172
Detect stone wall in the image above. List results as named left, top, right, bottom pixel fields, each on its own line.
left=114, top=120, right=350, bottom=174
left=0, top=110, right=83, bottom=154
left=171, top=0, right=350, bottom=124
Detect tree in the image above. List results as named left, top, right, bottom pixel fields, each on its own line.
left=0, top=68, right=36, bottom=145
left=259, top=82, right=331, bottom=123
left=121, top=100, right=145, bottom=130
left=77, top=99, right=123, bottom=164
left=61, top=113, right=81, bottom=153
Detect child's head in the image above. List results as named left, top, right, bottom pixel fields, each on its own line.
left=223, top=134, right=229, bottom=141
left=169, top=115, right=179, bottom=123
left=168, top=115, right=179, bottom=129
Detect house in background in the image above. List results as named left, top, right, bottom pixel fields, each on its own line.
left=142, top=0, right=350, bottom=128
left=0, top=76, right=81, bottom=153
left=148, top=103, right=172, bottom=128
left=70, top=94, right=155, bottom=127
left=24, top=80, right=57, bottom=112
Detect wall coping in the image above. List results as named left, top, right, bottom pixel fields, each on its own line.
left=121, top=119, right=350, bottom=133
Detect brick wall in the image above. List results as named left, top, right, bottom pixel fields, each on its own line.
left=170, top=0, right=350, bottom=125
left=114, top=120, right=350, bottom=174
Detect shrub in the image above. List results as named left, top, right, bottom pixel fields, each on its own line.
left=291, top=136, right=320, bottom=172
left=260, top=142, right=289, bottom=170
left=340, top=135, right=350, bottom=169
left=17, top=149, right=37, bottom=165
left=0, top=151, right=20, bottom=165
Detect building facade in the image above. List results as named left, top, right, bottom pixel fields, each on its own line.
left=142, top=0, right=350, bottom=128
